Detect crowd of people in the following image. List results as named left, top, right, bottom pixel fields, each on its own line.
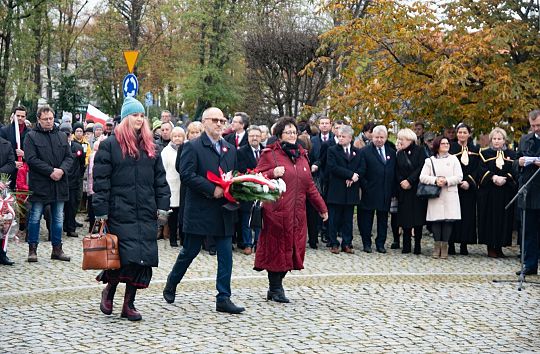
left=0, top=99, right=538, bottom=321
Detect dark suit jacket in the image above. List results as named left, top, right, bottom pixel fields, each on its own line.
left=180, top=132, right=238, bottom=236
left=225, top=131, right=248, bottom=148
left=326, top=144, right=362, bottom=205
left=0, top=123, right=29, bottom=189
left=515, top=133, right=540, bottom=209
left=310, top=133, right=336, bottom=194
left=358, top=143, right=396, bottom=211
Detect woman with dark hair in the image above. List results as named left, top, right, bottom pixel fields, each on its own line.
left=420, top=136, right=462, bottom=259
left=449, top=123, right=480, bottom=255
left=395, top=128, right=427, bottom=254
left=477, top=127, right=517, bottom=258
left=254, top=117, right=328, bottom=302
left=93, top=97, right=170, bottom=321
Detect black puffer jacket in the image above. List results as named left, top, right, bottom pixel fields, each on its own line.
left=0, top=137, right=16, bottom=176
left=23, top=124, right=73, bottom=203
left=92, top=134, right=170, bottom=267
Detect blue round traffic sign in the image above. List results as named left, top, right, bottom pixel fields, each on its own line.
left=122, top=74, right=138, bottom=98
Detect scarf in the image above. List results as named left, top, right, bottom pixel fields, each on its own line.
left=281, top=141, right=300, bottom=163
left=169, top=142, right=179, bottom=151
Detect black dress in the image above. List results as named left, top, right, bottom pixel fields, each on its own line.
left=477, top=148, right=517, bottom=248
left=396, top=143, right=427, bottom=228
left=449, top=142, right=480, bottom=244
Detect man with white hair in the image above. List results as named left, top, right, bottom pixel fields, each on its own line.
left=357, top=125, right=396, bottom=253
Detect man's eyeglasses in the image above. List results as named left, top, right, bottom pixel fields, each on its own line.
left=206, top=117, right=227, bottom=125
left=282, top=130, right=297, bottom=136
left=39, top=117, right=54, bottom=121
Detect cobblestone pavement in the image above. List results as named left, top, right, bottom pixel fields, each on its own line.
left=1, top=217, right=539, bottom=353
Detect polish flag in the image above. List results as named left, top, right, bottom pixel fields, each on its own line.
left=85, top=104, right=109, bottom=125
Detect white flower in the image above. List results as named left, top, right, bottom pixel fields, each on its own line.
left=277, top=179, right=287, bottom=193
left=263, top=185, right=269, bottom=193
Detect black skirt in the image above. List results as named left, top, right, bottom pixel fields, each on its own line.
left=96, top=263, right=152, bottom=289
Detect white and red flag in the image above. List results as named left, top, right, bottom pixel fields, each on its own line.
left=85, top=104, right=109, bottom=125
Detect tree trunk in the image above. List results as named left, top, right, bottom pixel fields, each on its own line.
left=0, top=1, right=14, bottom=122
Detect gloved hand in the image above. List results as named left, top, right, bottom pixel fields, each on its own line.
left=157, top=210, right=169, bottom=226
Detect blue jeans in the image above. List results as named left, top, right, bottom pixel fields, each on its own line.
left=358, top=208, right=388, bottom=249
left=167, top=233, right=233, bottom=301
left=241, top=211, right=260, bottom=248
left=328, top=204, right=354, bottom=248
left=523, top=209, right=540, bottom=271
left=27, top=202, right=64, bottom=246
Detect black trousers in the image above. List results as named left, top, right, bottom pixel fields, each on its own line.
left=63, top=188, right=80, bottom=232
left=168, top=207, right=179, bottom=243
left=306, top=201, right=319, bottom=246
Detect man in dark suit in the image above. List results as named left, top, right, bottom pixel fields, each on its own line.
left=0, top=106, right=30, bottom=190
left=326, top=125, right=361, bottom=254
left=224, top=112, right=250, bottom=148
left=163, top=107, right=245, bottom=314
left=237, top=126, right=263, bottom=255
left=357, top=125, right=396, bottom=253
left=515, top=110, right=540, bottom=276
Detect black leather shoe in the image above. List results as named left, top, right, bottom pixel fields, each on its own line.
left=169, top=240, right=179, bottom=247
left=66, top=231, right=78, bottom=238
left=390, top=242, right=400, bottom=249
left=208, top=249, right=216, bottom=256
left=0, top=254, right=14, bottom=266
left=516, top=268, right=538, bottom=276
left=309, top=243, right=318, bottom=250
left=377, top=247, right=387, bottom=254
left=267, top=289, right=290, bottom=303
left=363, top=246, right=372, bottom=253
left=460, top=244, right=469, bottom=255
left=75, top=221, right=83, bottom=228
left=216, top=298, right=245, bottom=314
left=163, top=283, right=177, bottom=304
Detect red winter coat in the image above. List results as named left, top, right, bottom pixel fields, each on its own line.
left=254, top=142, right=327, bottom=272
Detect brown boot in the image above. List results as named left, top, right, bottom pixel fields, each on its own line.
left=51, top=243, right=71, bottom=261
left=121, top=285, right=142, bottom=321
left=487, top=246, right=498, bottom=258
left=440, top=242, right=449, bottom=259
left=432, top=241, right=441, bottom=259
left=100, top=282, right=118, bottom=315
left=28, top=243, right=38, bottom=263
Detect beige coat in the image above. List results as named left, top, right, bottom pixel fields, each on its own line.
left=419, top=155, right=462, bottom=221
left=161, top=144, right=181, bottom=208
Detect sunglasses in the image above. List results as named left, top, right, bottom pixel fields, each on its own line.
left=206, top=117, right=227, bottom=124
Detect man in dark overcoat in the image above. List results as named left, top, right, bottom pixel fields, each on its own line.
left=24, top=106, right=73, bottom=262
left=357, top=125, right=396, bottom=253
left=515, top=110, right=540, bottom=276
left=164, top=107, right=245, bottom=314
left=326, top=125, right=361, bottom=254
left=237, top=125, right=263, bottom=255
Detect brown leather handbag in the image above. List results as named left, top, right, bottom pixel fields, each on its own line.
left=82, top=222, right=121, bottom=270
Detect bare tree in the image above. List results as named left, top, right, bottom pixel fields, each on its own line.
left=55, top=0, right=92, bottom=72
left=110, top=0, right=148, bottom=49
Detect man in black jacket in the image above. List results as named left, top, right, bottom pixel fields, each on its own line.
left=237, top=125, right=263, bottom=255
left=0, top=106, right=30, bottom=190
left=326, top=125, right=361, bottom=254
left=0, top=136, right=16, bottom=265
left=224, top=112, right=249, bottom=148
left=59, top=123, right=85, bottom=238
left=164, top=107, right=245, bottom=314
left=515, top=110, right=540, bottom=276
left=24, top=106, right=73, bottom=262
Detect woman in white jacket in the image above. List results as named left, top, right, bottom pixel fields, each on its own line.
left=161, top=127, right=185, bottom=247
left=420, top=136, right=463, bottom=259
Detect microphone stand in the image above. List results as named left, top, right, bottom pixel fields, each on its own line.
left=493, top=166, right=540, bottom=290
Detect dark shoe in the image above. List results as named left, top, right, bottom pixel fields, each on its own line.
left=516, top=268, right=538, bottom=276
left=496, top=248, right=506, bottom=258
left=460, top=244, right=469, bottom=256
left=0, top=253, right=14, bottom=265
left=28, top=243, right=38, bottom=263
left=448, top=242, right=456, bottom=255
left=51, top=243, right=71, bottom=261
left=169, top=240, right=179, bottom=247
left=163, top=282, right=177, bottom=304
left=75, top=221, right=83, bottom=228
left=216, top=298, right=245, bottom=314
left=330, top=246, right=340, bottom=254
left=267, top=289, right=290, bottom=303
left=342, top=246, right=355, bottom=254
left=402, top=246, right=411, bottom=254
left=66, top=231, right=78, bottom=238
left=100, top=283, right=117, bottom=315
left=487, top=247, right=498, bottom=258
left=308, top=243, right=318, bottom=250
left=121, top=287, right=142, bottom=321
left=413, top=242, right=421, bottom=255
left=363, top=246, right=372, bottom=253
left=390, top=242, right=400, bottom=249
left=376, top=247, right=387, bottom=254
left=208, top=249, right=217, bottom=256
left=321, top=236, right=329, bottom=244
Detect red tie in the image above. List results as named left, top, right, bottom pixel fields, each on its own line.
left=235, top=135, right=239, bottom=147
left=323, top=135, right=327, bottom=142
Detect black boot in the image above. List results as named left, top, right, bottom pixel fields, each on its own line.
left=163, top=278, right=177, bottom=304
left=460, top=243, right=469, bottom=255
left=448, top=242, right=456, bottom=255
left=413, top=236, right=422, bottom=255
left=121, top=285, right=142, bottom=321
left=267, top=271, right=290, bottom=303
left=402, top=235, right=412, bottom=254
left=100, top=282, right=118, bottom=315
left=0, top=249, right=14, bottom=266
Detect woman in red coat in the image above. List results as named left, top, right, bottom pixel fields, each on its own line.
left=254, top=117, right=328, bottom=303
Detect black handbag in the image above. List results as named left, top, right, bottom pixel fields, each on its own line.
left=416, top=158, right=441, bottom=199
left=249, top=201, right=262, bottom=229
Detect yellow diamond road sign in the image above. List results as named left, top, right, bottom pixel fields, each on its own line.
left=123, top=50, right=139, bottom=73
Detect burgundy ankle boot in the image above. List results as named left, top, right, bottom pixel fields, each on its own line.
left=100, top=282, right=118, bottom=315
left=121, top=285, right=142, bottom=321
